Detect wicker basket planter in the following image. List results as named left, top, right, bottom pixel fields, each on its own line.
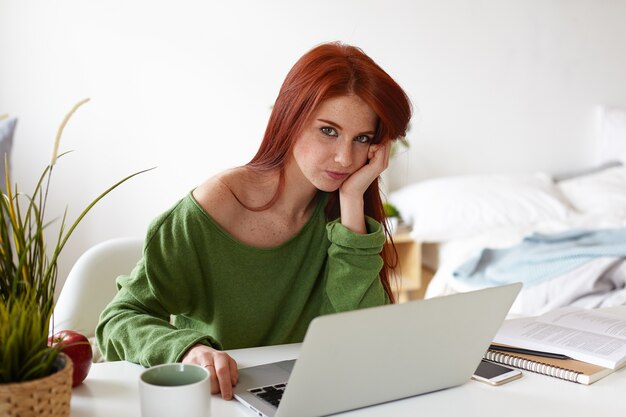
left=0, top=353, right=73, bottom=417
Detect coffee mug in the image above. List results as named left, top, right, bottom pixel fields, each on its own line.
left=139, top=363, right=211, bottom=417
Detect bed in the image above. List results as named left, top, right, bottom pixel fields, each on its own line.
left=389, top=108, right=626, bottom=316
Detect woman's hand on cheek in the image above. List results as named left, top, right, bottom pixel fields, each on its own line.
left=340, top=141, right=391, bottom=198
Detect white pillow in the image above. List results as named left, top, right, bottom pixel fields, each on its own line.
left=597, top=107, right=626, bottom=165
left=557, top=166, right=626, bottom=216
left=389, top=173, right=572, bottom=242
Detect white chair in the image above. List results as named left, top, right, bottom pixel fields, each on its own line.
left=53, top=237, right=144, bottom=339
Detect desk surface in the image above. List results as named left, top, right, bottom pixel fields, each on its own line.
left=72, top=309, right=626, bottom=417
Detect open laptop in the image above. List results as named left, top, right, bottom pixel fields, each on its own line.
left=233, top=283, right=522, bottom=417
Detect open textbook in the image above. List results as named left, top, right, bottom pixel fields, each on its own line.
left=493, top=307, right=626, bottom=370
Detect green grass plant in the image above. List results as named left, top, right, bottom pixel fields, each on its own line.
left=0, top=99, right=150, bottom=383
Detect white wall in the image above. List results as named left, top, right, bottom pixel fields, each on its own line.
left=1, top=0, right=626, bottom=295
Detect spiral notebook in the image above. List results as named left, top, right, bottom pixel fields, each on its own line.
left=484, top=343, right=613, bottom=385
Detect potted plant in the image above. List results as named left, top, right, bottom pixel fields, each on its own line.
left=383, top=201, right=402, bottom=235
left=0, top=99, right=148, bottom=417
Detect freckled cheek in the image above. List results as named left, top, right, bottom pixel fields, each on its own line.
left=354, top=149, right=370, bottom=169
left=293, top=143, right=327, bottom=175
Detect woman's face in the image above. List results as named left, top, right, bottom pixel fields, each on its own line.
left=290, top=94, right=378, bottom=192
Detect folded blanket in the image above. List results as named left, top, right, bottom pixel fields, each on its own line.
left=453, top=228, right=626, bottom=286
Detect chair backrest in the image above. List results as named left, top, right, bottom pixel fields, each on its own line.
left=53, top=237, right=144, bottom=338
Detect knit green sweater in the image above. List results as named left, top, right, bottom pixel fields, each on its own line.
left=96, top=192, right=388, bottom=366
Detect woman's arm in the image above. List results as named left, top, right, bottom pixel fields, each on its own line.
left=95, top=200, right=239, bottom=400
left=322, top=217, right=389, bottom=313
left=338, top=142, right=391, bottom=234
left=96, top=254, right=240, bottom=400
left=321, top=142, right=392, bottom=312
left=96, top=274, right=217, bottom=364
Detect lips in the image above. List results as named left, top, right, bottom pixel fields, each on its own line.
left=326, top=170, right=349, bottom=181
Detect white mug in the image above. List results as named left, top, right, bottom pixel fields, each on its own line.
left=139, top=363, right=211, bottom=417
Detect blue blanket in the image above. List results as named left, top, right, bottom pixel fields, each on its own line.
left=453, top=228, right=626, bottom=287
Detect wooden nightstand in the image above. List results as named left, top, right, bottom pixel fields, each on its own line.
left=387, top=228, right=424, bottom=303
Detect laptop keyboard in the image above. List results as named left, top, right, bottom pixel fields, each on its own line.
left=249, top=383, right=287, bottom=407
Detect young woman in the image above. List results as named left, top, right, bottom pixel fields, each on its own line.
left=96, top=42, right=412, bottom=400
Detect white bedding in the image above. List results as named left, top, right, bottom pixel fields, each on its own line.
left=391, top=164, right=626, bottom=317
left=424, top=212, right=626, bottom=316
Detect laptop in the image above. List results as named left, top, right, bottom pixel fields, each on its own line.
left=233, top=283, right=522, bottom=417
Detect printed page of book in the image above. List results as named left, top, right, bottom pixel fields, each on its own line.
left=539, top=307, right=626, bottom=339
left=493, top=308, right=626, bottom=369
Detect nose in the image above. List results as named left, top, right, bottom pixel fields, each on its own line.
left=334, top=140, right=352, bottom=167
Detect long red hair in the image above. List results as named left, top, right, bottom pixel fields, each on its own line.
left=247, top=42, right=412, bottom=303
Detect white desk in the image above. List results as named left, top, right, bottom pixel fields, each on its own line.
left=71, top=344, right=300, bottom=417
left=71, top=344, right=626, bottom=417
left=72, top=309, right=626, bottom=417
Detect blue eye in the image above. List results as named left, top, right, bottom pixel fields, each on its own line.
left=321, top=127, right=337, bottom=137
left=354, top=135, right=372, bottom=144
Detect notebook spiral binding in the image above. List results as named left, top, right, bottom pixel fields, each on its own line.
left=484, top=351, right=581, bottom=383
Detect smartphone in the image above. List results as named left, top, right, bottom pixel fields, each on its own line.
left=471, top=359, right=522, bottom=386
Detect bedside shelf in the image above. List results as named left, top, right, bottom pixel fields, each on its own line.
left=387, top=229, right=423, bottom=303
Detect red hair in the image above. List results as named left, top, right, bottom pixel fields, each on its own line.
left=247, top=42, right=412, bottom=303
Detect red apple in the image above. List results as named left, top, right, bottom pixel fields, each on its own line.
left=49, top=329, right=93, bottom=387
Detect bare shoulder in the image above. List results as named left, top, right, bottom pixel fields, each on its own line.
left=193, top=167, right=282, bottom=242
left=192, top=169, right=246, bottom=224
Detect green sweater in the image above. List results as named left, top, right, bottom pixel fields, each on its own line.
left=96, top=192, right=388, bottom=366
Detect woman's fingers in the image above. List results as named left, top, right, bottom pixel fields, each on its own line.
left=366, top=141, right=391, bottom=177
left=213, top=351, right=236, bottom=400
left=206, top=363, right=220, bottom=395
left=229, top=355, right=239, bottom=386
left=181, top=344, right=238, bottom=400
left=340, top=141, right=393, bottom=198
left=371, top=141, right=391, bottom=171
left=368, top=144, right=380, bottom=160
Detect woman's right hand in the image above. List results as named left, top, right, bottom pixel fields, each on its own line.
left=181, top=344, right=239, bottom=400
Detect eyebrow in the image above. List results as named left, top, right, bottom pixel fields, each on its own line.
left=317, top=119, right=376, bottom=136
